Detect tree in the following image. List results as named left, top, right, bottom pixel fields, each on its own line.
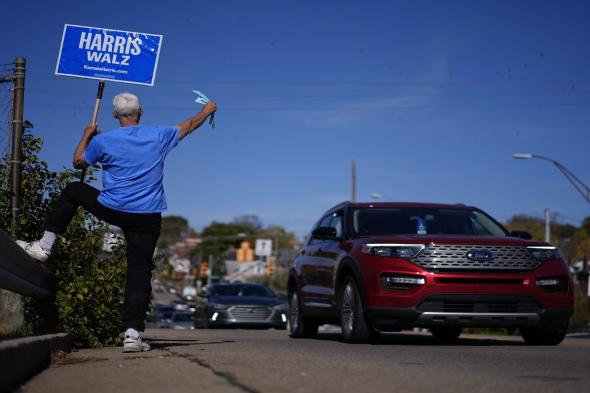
left=0, top=123, right=127, bottom=346
left=257, top=225, right=298, bottom=250
left=504, top=215, right=545, bottom=241
left=158, top=215, right=190, bottom=248
left=232, top=214, right=263, bottom=231
left=195, top=221, right=255, bottom=260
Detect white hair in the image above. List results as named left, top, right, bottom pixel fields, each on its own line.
left=113, top=93, right=141, bottom=119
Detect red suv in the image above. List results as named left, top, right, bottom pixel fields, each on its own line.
left=287, top=202, right=573, bottom=345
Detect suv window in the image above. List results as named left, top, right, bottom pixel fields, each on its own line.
left=329, top=212, right=343, bottom=238
left=309, top=211, right=344, bottom=245
left=352, top=207, right=507, bottom=237
left=309, top=214, right=334, bottom=245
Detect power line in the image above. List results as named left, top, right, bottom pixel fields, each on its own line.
left=26, top=101, right=590, bottom=112
left=25, top=88, right=590, bottom=99
left=27, top=74, right=590, bottom=87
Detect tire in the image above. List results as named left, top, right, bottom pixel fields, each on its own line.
left=520, top=323, right=568, bottom=346
left=430, top=327, right=462, bottom=344
left=340, top=277, right=374, bottom=342
left=288, top=291, right=319, bottom=338
left=194, top=313, right=208, bottom=329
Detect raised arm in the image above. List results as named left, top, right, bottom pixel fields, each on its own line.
left=73, top=123, right=98, bottom=169
left=176, top=101, right=217, bottom=141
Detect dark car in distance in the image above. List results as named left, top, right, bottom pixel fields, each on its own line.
left=288, top=202, right=573, bottom=345
left=194, top=283, right=288, bottom=329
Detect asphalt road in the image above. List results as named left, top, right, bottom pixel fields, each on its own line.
left=21, top=328, right=589, bottom=393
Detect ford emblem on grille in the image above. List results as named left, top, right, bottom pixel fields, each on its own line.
left=466, top=249, right=495, bottom=262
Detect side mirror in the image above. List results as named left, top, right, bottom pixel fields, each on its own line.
left=312, top=227, right=338, bottom=240
left=510, top=230, right=533, bottom=240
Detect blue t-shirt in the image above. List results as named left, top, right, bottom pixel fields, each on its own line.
left=84, top=125, right=179, bottom=213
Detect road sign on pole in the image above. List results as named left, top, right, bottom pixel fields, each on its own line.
left=255, top=239, right=273, bottom=258
left=55, top=24, right=163, bottom=86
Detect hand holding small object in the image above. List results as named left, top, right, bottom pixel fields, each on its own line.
left=192, top=90, right=216, bottom=128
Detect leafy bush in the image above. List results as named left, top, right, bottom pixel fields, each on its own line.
left=570, top=284, right=590, bottom=332
left=0, top=123, right=127, bottom=347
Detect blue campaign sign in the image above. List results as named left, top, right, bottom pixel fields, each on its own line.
left=55, top=24, right=163, bottom=86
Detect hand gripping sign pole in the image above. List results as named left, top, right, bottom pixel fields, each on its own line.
left=80, top=80, right=105, bottom=182
left=193, top=90, right=215, bottom=128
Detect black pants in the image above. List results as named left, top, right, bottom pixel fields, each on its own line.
left=46, top=182, right=161, bottom=332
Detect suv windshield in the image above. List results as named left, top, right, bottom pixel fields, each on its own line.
left=352, top=207, right=507, bottom=237
left=211, top=285, right=275, bottom=298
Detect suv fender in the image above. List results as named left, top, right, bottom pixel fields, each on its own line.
left=288, top=269, right=299, bottom=294
left=335, top=257, right=369, bottom=310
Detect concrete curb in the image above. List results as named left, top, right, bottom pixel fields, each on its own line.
left=0, top=333, right=73, bottom=392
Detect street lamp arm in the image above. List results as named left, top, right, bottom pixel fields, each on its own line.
left=551, top=161, right=590, bottom=204
left=514, top=153, right=590, bottom=205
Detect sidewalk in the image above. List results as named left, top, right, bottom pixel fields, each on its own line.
left=16, top=328, right=590, bottom=393
left=19, top=330, right=243, bottom=393
left=0, top=333, right=73, bottom=392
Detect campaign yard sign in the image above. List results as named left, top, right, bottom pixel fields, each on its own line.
left=56, top=24, right=163, bottom=86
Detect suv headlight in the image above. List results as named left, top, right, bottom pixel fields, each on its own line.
left=361, top=244, right=425, bottom=259
left=527, top=246, right=561, bottom=261
left=211, top=303, right=230, bottom=310
left=273, top=303, right=287, bottom=311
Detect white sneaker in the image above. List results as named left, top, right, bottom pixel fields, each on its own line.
left=123, top=334, right=151, bottom=352
left=16, top=240, right=50, bottom=263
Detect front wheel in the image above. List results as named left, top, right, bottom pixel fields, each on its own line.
left=520, top=323, right=568, bottom=345
left=288, top=291, right=319, bottom=338
left=340, top=277, right=374, bottom=342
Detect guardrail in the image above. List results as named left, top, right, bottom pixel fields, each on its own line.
left=0, top=229, right=55, bottom=298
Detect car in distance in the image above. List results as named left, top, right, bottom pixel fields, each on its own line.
left=146, top=304, right=175, bottom=328
left=194, top=283, right=288, bottom=329
left=288, top=202, right=573, bottom=345
left=168, top=311, right=195, bottom=330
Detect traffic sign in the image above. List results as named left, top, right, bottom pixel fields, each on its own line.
left=55, top=24, right=163, bottom=86
left=255, top=239, right=273, bottom=257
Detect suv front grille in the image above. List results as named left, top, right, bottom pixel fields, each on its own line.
left=411, top=244, right=541, bottom=272
left=228, top=306, right=272, bottom=321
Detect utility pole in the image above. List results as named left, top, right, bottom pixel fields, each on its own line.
left=6, top=57, right=26, bottom=236
left=351, top=160, right=357, bottom=202
left=544, top=208, right=551, bottom=243
left=0, top=57, right=26, bottom=336
left=207, top=254, right=213, bottom=284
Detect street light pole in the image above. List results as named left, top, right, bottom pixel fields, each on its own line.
left=351, top=160, right=357, bottom=203
left=544, top=208, right=551, bottom=243
left=513, top=153, right=590, bottom=205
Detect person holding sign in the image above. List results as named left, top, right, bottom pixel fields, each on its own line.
left=17, top=92, right=217, bottom=352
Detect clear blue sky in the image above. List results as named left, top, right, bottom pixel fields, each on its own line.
left=1, top=0, right=588, bottom=238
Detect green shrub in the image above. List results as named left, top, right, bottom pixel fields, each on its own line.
left=570, top=284, right=590, bottom=332
left=0, top=123, right=127, bottom=347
